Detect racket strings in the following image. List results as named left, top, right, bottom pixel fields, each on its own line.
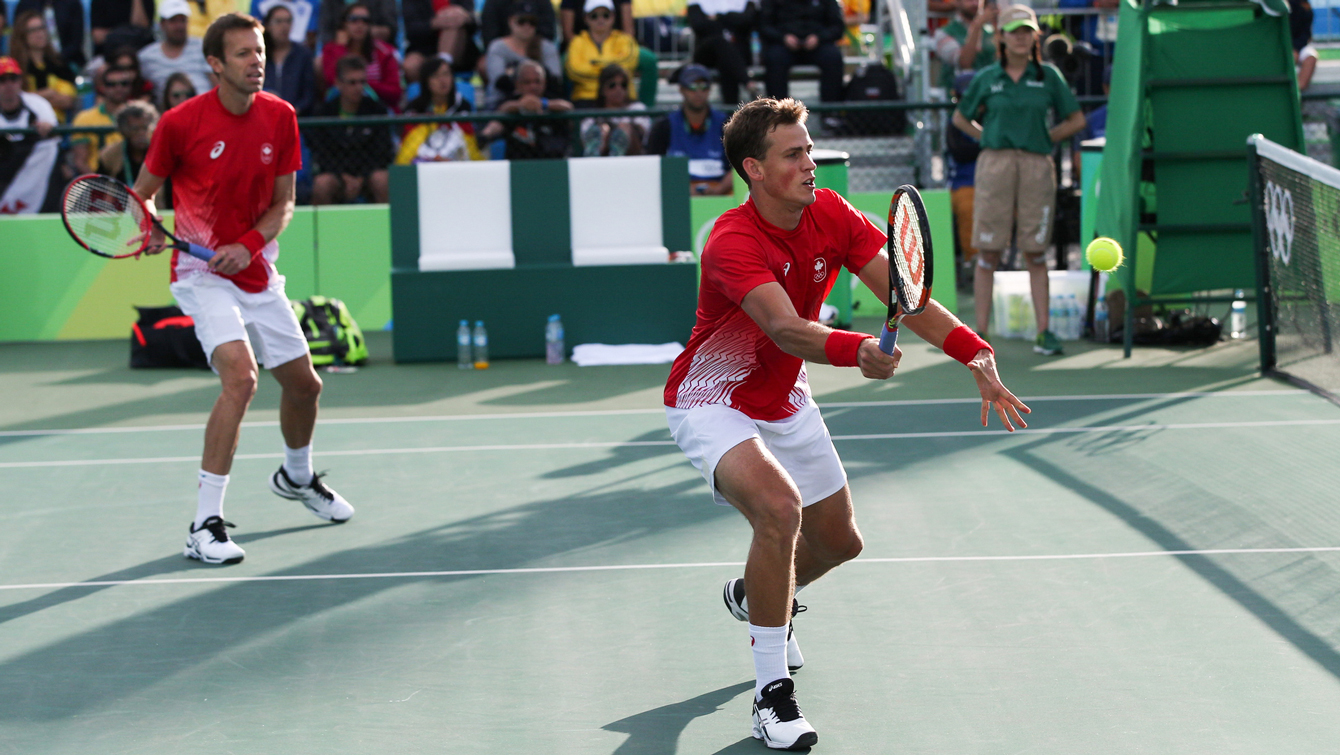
left=892, top=196, right=927, bottom=306
left=64, top=177, right=148, bottom=255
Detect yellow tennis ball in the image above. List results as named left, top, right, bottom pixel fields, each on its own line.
left=1086, top=237, right=1124, bottom=272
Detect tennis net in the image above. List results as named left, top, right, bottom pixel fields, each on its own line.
left=1249, top=134, right=1340, bottom=404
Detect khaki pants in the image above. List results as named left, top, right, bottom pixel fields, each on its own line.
left=951, top=186, right=979, bottom=261
left=972, top=149, right=1056, bottom=253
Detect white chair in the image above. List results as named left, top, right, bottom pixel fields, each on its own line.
left=567, top=155, right=669, bottom=267
left=416, top=161, right=515, bottom=271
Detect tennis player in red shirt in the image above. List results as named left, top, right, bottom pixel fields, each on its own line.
left=134, top=13, right=354, bottom=566
left=664, top=98, right=1031, bottom=750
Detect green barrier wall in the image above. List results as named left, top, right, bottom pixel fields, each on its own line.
left=3, top=189, right=955, bottom=343
left=0, top=205, right=391, bottom=343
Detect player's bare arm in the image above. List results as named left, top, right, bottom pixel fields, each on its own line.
left=856, top=251, right=1031, bottom=430
left=740, top=282, right=900, bottom=380
left=210, top=172, right=296, bottom=276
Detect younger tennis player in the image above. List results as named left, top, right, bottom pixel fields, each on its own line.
left=664, top=97, right=1030, bottom=750
left=134, top=13, right=354, bottom=565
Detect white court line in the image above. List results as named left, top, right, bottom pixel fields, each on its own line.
left=4, top=546, right=1340, bottom=592
left=2, top=418, right=1337, bottom=469
left=0, top=390, right=1307, bottom=438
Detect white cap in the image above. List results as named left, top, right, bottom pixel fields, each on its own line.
left=159, top=0, right=193, bottom=20
left=584, top=0, right=614, bottom=13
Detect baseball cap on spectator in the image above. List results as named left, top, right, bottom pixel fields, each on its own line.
left=584, top=0, right=615, bottom=13
left=676, top=64, right=711, bottom=87
left=509, top=0, right=539, bottom=17
left=999, top=5, right=1039, bottom=32
left=0, top=57, right=21, bottom=77
left=159, top=0, right=193, bottom=20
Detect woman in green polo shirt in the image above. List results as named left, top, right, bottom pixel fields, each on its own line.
left=952, top=4, right=1085, bottom=355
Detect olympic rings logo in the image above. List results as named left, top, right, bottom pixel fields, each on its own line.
left=1264, top=180, right=1294, bottom=267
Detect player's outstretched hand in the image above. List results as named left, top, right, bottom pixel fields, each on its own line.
left=209, top=243, right=252, bottom=276
left=967, top=349, right=1030, bottom=431
left=856, top=337, right=900, bottom=380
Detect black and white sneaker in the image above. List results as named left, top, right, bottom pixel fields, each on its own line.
left=723, top=578, right=807, bottom=672
left=269, top=467, right=354, bottom=523
left=184, top=516, right=245, bottom=564
left=753, top=678, right=818, bottom=750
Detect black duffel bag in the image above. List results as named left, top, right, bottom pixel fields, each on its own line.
left=130, top=305, right=210, bottom=369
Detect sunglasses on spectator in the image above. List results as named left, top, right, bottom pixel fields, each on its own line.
left=513, top=15, right=537, bottom=25
left=683, top=81, right=709, bottom=91
left=347, top=15, right=371, bottom=23
left=586, top=10, right=612, bottom=19
left=169, top=89, right=192, bottom=99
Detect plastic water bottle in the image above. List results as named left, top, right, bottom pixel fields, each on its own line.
left=456, top=320, right=472, bottom=369
left=1066, top=294, right=1081, bottom=340
left=1094, top=297, right=1109, bottom=343
left=545, top=314, right=564, bottom=365
left=1050, top=296, right=1061, bottom=339
left=1231, top=290, right=1247, bottom=339
left=472, top=320, right=489, bottom=368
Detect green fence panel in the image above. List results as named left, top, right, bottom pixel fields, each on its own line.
left=314, top=204, right=393, bottom=331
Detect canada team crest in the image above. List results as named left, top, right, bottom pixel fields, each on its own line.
left=812, top=257, right=828, bottom=282
left=260, top=143, right=275, bottom=165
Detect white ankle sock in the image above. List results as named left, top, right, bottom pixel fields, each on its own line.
left=749, top=623, right=790, bottom=700
left=195, top=470, right=229, bottom=528
left=284, top=444, right=313, bottom=486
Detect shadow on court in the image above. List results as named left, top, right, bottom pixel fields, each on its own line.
left=0, top=524, right=330, bottom=628
left=1002, top=424, right=1340, bottom=682
left=0, top=414, right=973, bottom=725
left=602, top=681, right=753, bottom=755
left=0, top=478, right=730, bottom=722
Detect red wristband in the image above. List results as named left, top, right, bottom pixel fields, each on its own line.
left=943, top=325, right=992, bottom=365
left=824, top=330, right=872, bottom=367
left=237, top=230, right=266, bottom=255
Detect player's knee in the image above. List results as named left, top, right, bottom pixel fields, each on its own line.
left=1023, top=251, right=1047, bottom=269
left=754, top=493, right=803, bottom=541
left=836, top=529, right=864, bottom=563
left=221, top=368, right=259, bottom=401
left=292, top=370, right=322, bottom=402
left=976, top=252, right=1000, bottom=271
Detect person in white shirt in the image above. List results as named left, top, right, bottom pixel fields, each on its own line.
left=0, top=55, right=59, bottom=214
left=138, top=0, right=217, bottom=99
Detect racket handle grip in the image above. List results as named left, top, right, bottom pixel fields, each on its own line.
left=186, top=243, right=215, bottom=261
left=879, top=323, right=899, bottom=355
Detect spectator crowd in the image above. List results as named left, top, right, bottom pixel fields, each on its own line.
left=0, top=0, right=1123, bottom=216
left=0, top=0, right=788, bottom=211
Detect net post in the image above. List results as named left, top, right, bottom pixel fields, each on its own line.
left=1247, top=135, right=1277, bottom=373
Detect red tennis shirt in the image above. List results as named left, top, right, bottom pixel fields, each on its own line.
left=664, top=189, right=886, bottom=421
left=144, top=89, right=302, bottom=293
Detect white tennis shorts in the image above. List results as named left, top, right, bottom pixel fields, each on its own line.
left=666, top=399, right=848, bottom=508
left=169, top=274, right=309, bottom=373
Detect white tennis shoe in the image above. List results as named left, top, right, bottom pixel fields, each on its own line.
left=723, top=578, right=806, bottom=672
left=752, top=678, right=818, bottom=750
left=269, top=467, right=354, bottom=523
left=184, top=516, right=245, bottom=564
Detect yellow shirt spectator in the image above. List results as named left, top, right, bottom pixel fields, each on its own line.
left=71, top=104, right=123, bottom=173
left=565, top=29, right=639, bottom=102
left=187, top=0, right=240, bottom=38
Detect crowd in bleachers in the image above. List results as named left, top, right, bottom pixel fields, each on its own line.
left=2, top=0, right=869, bottom=211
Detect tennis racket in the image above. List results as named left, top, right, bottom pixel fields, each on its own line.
left=61, top=174, right=214, bottom=262
left=879, top=184, right=934, bottom=355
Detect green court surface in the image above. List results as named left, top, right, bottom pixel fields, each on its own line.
left=3, top=327, right=1340, bottom=754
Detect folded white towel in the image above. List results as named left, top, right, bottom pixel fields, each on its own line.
left=571, top=342, right=685, bottom=366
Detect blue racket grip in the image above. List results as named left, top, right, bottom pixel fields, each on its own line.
left=878, top=323, right=899, bottom=355
left=186, top=243, right=215, bottom=261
